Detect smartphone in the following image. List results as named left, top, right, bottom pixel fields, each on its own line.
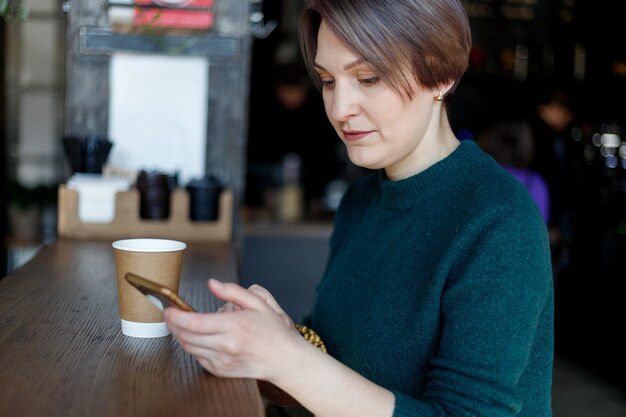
left=125, top=272, right=196, bottom=312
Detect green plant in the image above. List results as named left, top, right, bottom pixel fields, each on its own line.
left=7, top=181, right=57, bottom=210
left=0, top=0, right=28, bottom=21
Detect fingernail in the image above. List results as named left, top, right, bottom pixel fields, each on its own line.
left=210, top=278, right=224, bottom=289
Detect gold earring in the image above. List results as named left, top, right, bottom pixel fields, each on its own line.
left=436, top=91, right=443, bottom=102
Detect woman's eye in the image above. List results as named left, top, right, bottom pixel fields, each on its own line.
left=359, top=76, right=379, bottom=86
left=320, top=79, right=335, bottom=88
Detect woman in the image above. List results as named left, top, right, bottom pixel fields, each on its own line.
left=164, top=1, right=554, bottom=416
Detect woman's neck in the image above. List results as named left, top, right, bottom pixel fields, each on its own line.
left=385, top=110, right=459, bottom=181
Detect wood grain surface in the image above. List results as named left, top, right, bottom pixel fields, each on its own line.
left=0, top=240, right=264, bottom=417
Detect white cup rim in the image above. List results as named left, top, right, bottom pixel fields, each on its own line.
left=112, top=238, right=187, bottom=253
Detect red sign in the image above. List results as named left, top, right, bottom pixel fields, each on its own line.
left=134, top=0, right=214, bottom=30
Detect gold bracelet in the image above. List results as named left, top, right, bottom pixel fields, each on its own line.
left=295, top=324, right=327, bottom=353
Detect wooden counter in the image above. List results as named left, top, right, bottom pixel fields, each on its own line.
left=0, top=239, right=264, bottom=417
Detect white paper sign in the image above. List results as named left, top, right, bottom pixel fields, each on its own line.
left=108, top=53, right=208, bottom=185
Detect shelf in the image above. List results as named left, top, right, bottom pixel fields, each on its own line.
left=80, top=27, right=242, bottom=57
left=58, top=186, right=233, bottom=242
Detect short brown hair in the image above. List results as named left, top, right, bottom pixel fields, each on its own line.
left=299, top=0, right=472, bottom=100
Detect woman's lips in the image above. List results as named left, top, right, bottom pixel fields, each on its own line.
left=342, top=130, right=372, bottom=141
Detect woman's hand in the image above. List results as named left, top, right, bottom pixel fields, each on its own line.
left=166, top=280, right=395, bottom=417
left=164, top=279, right=300, bottom=381
left=217, top=283, right=295, bottom=330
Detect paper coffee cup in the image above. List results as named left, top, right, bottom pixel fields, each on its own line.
left=112, top=238, right=186, bottom=338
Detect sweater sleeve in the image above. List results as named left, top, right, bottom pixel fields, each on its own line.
left=393, top=205, right=553, bottom=417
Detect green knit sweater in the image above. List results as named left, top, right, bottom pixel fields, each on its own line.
left=309, top=140, right=553, bottom=416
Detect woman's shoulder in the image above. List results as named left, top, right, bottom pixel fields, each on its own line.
left=457, top=142, right=545, bottom=224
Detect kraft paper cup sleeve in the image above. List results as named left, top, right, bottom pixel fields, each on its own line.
left=114, top=245, right=184, bottom=324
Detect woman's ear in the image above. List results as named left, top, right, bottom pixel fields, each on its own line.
left=438, top=79, right=457, bottom=99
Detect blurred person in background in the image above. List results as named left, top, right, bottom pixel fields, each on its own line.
left=478, top=119, right=550, bottom=224
left=166, top=1, right=554, bottom=416
left=246, top=61, right=339, bottom=218
left=530, top=89, right=578, bottom=273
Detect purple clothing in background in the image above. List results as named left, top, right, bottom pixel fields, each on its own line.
left=503, top=165, right=550, bottom=224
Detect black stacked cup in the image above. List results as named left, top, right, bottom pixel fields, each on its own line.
left=186, top=176, right=223, bottom=221
left=63, top=135, right=113, bottom=174
left=136, top=171, right=174, bottom=220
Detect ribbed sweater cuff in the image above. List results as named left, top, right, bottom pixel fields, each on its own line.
left=392, top=391, right=432, bottom=417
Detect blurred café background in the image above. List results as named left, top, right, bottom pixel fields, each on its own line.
left=0, top=0, right=625, bottom=408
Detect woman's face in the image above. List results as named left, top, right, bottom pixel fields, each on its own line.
left=314, top=21, right=446, bottom=179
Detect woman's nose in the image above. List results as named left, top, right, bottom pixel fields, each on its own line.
left=329, top=85, right=359, bottom=122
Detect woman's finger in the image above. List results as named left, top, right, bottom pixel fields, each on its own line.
left=216, top=301, right=243, bottom=313
left=208, top=279, right=269, bottom=312
left=164, top=307, right=231, bottom=334
left=246, top=284, right=288, bottom=316
left=171, top=329, right=257, bottom=378
left=170, top=325, right=227, bottom=350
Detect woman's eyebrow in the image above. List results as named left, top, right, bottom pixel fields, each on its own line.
left=314, top=58, right=367, bottom=72
left=313, top=62, right=327, bottom=72
left=343, top=58, right=366, bottom=70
